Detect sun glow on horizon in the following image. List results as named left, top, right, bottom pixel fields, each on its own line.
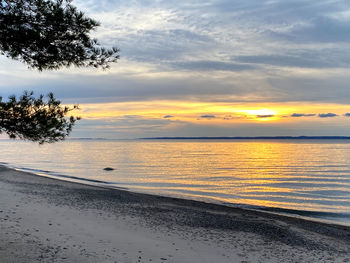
left=233, top=109, right=279, bottom=121
left=62, top=99, right=350, bottom=138
left=66, top=100, right=350, bottom=125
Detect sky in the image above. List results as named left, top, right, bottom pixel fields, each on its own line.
left=1, top=0, right=350, bottom=139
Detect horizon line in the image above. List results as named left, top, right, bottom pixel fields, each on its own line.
left=140, top=136, right=350, bottom=140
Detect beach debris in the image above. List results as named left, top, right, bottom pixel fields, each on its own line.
left=103, top=167, right=115, bottom=171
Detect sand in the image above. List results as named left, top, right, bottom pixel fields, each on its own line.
left=0, top=165, right=349, bottom=263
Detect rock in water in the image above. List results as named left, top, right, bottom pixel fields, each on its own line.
left=103, top=167, right=114, bottom=171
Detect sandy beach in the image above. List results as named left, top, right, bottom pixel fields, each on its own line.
left=0, top=165, right=349, bottom=263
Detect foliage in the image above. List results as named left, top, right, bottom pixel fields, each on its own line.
left=0, top=0, right=119, bottom=142
left=0, top=0, right=119, bottom=70
left=0, top=91, right=80, bottom=143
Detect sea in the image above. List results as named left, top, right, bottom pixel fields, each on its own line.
left=1, top=139, right=350, bottom=225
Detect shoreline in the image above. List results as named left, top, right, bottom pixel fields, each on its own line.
left=9, top=164, right=350, bottom=228
left=1, top=165, right=350, bottom=262
left=11, top=164, right=350, bottom=228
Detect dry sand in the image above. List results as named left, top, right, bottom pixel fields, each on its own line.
left=0, top=165, right=349, bottom=263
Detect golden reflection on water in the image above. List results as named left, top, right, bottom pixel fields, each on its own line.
left=113, top=140, right=350, bottom=213
left=0, top=140, right=350, bottom=216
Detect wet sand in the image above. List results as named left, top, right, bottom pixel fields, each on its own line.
left=0, top=165, right=349, bottom=262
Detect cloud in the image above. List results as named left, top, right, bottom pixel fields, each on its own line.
left=278, top=16, right=350, bottom=43
left=118, top=29, right=216, bottom=64
left=235, top=51, right=350, bottom=69
left=267, top=75, right=350, bottom=104
left=199, top=115, right=216, bottom=119
left=72, top=114, right=186, bottom=139
left=223, top=114, right=246, bottom=120
left=344, top=113, right=350, bottom=117
left=171, top=61, right=257, bottom=72
left=318, top=113, right=338, bottom=118
left=291, top=113, right=316, bottom=117
left=163, top=115, right=174, bottom=118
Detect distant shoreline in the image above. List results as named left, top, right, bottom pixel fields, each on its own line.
left=141, top=136, right=350, bottom=140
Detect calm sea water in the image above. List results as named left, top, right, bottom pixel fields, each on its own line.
left=0, top=139, right=350, bottom=225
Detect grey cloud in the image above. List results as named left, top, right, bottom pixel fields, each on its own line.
left=163, top=115, right=174, bottom=118
left=122, top=115, right=142, bottom=119
left=235, top=52, right=350, bottom=69
left=294, top=17, right=350, bottom=43
left=223, top=115, right=245, bottom=120
left=318, top=113, right=338, bottom=118
left=94, top=1, right=350, bottom=71
left=4, top=66, right=350, bottom=105
left=5, top=69, right=350, bottom=106
left=72, top=115, right=186, bottom=139
left=200, top=115, right=216, bottom=119
left=212, top=0, right=345, bottom=17
left=117, top=29, right=215, bottom=63
left=344, top=113, right=350, bottom=117
left=82, top=115, right=176, bottom=130
left=267, top=76, right=350, bottom=104
left=270, top=16, right=350, bottom=43
left=291, top=113, right=316, bottom=117
left=9, top=72, right=260, bottom=104
left=212, top=0, right=264, bottom=13
left=171, top=60, right=257, bottom=72
left=83, top=0, right=350, bottom=74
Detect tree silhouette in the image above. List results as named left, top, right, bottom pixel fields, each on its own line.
left=0, top=0, right=119, bottom=143
left=0, top=92, right=80, bottom=143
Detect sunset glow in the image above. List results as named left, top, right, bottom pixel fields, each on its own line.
left=75, top=101, right=350, bottom=120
